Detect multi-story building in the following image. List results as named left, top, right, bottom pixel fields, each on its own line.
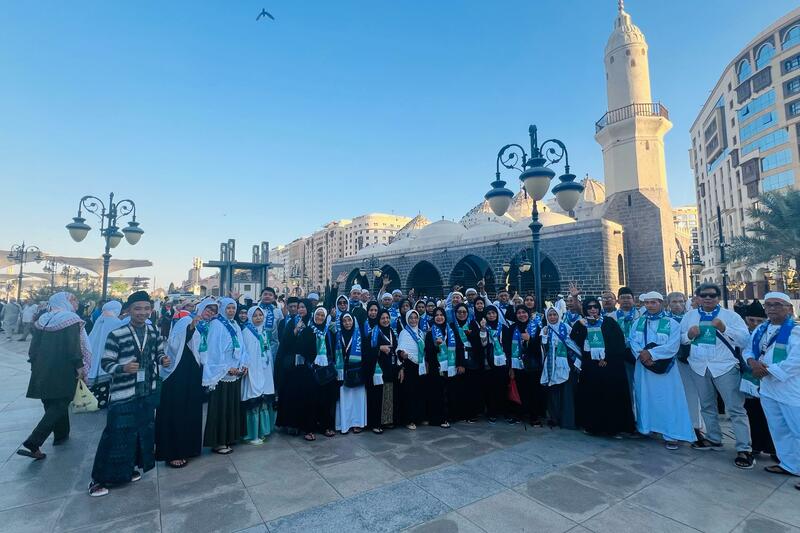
left=344, top=213, right=411, bottom=256
left=689, top=7, right=800, bottom=298
left=673, top=205, right=699, bottom=251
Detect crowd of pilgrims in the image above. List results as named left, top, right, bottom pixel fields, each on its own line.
left=16, top=281, right=800, bottom=496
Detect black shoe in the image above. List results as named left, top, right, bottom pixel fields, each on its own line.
left=735, top=452, right=755, bottom=470
left=53, top=436, right=69, bottom=446
left=691, top=439, right=723, bottom=451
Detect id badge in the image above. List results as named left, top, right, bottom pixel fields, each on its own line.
left=136, top=369, right=146, bottom=383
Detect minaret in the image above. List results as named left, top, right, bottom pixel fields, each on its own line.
left=596, top=1, right=682, bottom=294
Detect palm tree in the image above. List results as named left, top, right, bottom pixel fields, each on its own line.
left=728, top=190, right=800, bottom=267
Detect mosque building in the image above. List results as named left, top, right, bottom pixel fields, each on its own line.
left=332, top=2, right=689, bottom=300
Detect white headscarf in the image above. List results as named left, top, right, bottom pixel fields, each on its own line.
left=87, top=301, right=124, bottom=384
left=397, top=309, right=424, bottom=371
left=36, top=292, right=80, bottom=330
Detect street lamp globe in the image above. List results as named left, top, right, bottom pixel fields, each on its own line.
left=690, top=250, right=704, bottom=275
left=359, top=268, right=367, bottom=277
left=373, top=268, right=383, bottom=279
left=66, top=216, right=91, bottom=242
left=484, top=177, right=514, bottom=217
left=520, top=260, right=532, bottom=273
left=107, top=229, right=124, bottom=249
left=551, top=171, right=584, bottom=212
left=519, top=157, right=555, bottom=201
left=122, top=220, right=144, bottom=245
left=502, top=262, right=511, bottom=273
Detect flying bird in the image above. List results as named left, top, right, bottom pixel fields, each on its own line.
left=256, top=9, right=275, bottom=21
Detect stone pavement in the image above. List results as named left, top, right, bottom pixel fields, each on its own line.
left=0, top=337, right=797, bottom=533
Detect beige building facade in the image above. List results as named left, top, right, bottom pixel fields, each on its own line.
left=689, top=7, right=800, bottom=297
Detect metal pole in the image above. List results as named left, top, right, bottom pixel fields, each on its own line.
left=101, top=241, right=111, bottom=301
left=717, top=205, right=729, bottom=309
left=531, top=200, right=543, bottom=314
left=681, top=252, right=688, bottom=296
left=16, top=254, right=23, bottom=302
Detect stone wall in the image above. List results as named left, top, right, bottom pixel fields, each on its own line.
left=332, top=218, right=626, bottom=300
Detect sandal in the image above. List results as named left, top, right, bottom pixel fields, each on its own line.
left=734, top=452, right=755, bottom=470
left=764, top=464, right=793, bottom=475
left=440, top=422, right=450, bottom=429
left=168, top=460, right=187, bottom=469
left=353, top=427, right=363, bottom=434
left=372, top=427, right=384, bottom=434
left=324, top=430, right=336, bottom=438
left=665, top=441, right=679, bottom=451
left=213, top=446, right=233, bottom=455
left=406, top=423, right=417, bottom=430
left=16, top=447, right=46, bottom=461
left=88, top=481, right=109, bottom=497
left=304, top=433, right=316, bottom=441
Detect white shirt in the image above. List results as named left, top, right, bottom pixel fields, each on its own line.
left=680, top=307, right=750, bottom=378
left=742, top=323, right=800, bottom=406
left=21, top=304, right=38, bottom=323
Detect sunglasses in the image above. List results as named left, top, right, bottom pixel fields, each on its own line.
left=698, top=293, right=719, bottom=298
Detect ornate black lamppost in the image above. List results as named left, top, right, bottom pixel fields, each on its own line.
left=672, top=247, right=704, bottom=296
left=485, top=125, right=584, bottom=312
left=6, top=243, right=43, bottom=301
left=65, top=193, right=144, bottom=301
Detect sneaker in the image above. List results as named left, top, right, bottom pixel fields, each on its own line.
left=691, top=439, right=723, bottom=451
left=88, top=482, right=109, bottom=497
left=131, top=470, right=142, bottom=482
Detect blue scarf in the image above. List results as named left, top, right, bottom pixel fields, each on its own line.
left=667, top=312, right=684, bottom=323
left=751, top=317, right=796, bottom=362
left=698, top=305, right=721, bottom=323
left=258, top=303, right=276, bottom=329
left=564, top=311, right=581, bottom=326
left=216, top=315, right=240, bottom=349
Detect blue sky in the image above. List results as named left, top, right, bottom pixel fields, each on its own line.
left=1, top=0, right=797, bottom=287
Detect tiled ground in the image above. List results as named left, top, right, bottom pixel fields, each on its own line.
left=0, top=336, right=797, bottom=533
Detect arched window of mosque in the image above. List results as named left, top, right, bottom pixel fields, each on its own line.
left=645, top=140, right=650, bottom=150
left=737, top=59, right=752, bottom=83
left=626, top=49, right=630, bottom=56
left=610, top=56, right=614, bottom=64
left=783, top=25, right=800, bottom=50
left=617, top=255, right=625, bottom=285
left=630, top=59, right=636, bottom=67
left=756, top=42, right=775, bottom=70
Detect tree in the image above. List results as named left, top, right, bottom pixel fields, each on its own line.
left=729, top=190, right=800, bottom=268
left=109, top=281, right=131, bottom=297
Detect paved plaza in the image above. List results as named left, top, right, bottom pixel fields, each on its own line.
left=0, top=338, right=797, bottom=533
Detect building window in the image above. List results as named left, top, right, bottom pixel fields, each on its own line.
left=617, top=255, right=625, bottom=285
left=741, top=128, right=790, bottom=155
left=784, top=54, right=800, bottom=73
left=789, top=100, right=800, bottom=117
left=737, top=89, right=775, bottom=122
left=740, top=111, right=776, bottom=141
left=737, top=58, right=752, bottom=82
left=756, top=42, right=775, bottom=70
left=762, top=169, right=795, bottom=191
left=783, top=25, right=800, bottom=50
left=787, top=78, right=800, bottom=98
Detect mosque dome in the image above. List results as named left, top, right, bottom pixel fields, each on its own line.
left=466, top=221, right=513, bottom=239
left=513, top=210, right=575, bottom=230
left=354, top=243, right=387, bottom=257
left=546, top=176, right=606, bottom=217
left=392, top=214, right=430, bottom=242
left=461, top=200, right=517, bottom=227
left=415, top=220, right=467, bottom=242
left=506, top=190, right=535, bottom=221
left=606, top=1, right=646, bottom=53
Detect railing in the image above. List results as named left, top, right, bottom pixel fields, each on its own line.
left=595, top=102, right=669, bottom=132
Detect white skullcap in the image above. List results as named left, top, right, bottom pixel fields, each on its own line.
left=392, top=289, right=402, bottom=296
left=465, top=288, right=478, bottom=295
left=451, top=291, right=464, bottom=298
left=308, top=292, right=320, bottom=300
left=382, top=293, right=393, bottom=300
left=764, top=292, right=792, bottom=304
left=640, top=291, right=664, bottom=301
left=361, top=289, right=370, bottom=294
left=350, top=284, right=362, bottom=292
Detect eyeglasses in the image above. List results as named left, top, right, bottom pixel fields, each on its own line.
left=698, top=293, right=719, bottom=299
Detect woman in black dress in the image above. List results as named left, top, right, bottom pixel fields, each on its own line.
left=451, top=303, right=485, bottom=423
left=573, top=297, right=635, bottom=437
left=424, top=307, right=452, bottom=428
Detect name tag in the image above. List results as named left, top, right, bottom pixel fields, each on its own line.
left=136, top=369, right=146, bottom=383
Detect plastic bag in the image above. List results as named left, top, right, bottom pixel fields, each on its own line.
left=72, top=380, right=99, bottom=413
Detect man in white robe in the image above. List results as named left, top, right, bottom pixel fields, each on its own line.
left=681, top=282, right=753, bottom=468
left=629, top=291, right=695, bottom=449
left=743, top=292, right=800, bottom=486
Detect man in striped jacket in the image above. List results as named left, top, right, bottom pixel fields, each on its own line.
left=88, top=291, right=170, bottom=497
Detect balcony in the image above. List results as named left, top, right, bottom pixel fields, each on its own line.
left=595, top=102, right=670, bottom=133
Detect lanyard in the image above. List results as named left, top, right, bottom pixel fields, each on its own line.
left=128, top=325, right=148, bottom=360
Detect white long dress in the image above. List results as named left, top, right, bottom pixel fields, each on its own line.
left=335, top=330, right=366, bottom=433
left=630, top=315, right=696, bottom=442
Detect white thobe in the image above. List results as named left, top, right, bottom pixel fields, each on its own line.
left=629, top=316, right=695, bottom=442
left=743, top=323, right=800, bottom=474
left=680, top=308, right=750, bottom=378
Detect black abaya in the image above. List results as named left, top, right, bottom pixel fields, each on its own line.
left=155, top=331, right=204, bottom=461
left=423, top=330, right=449, bottom=425
left=573, top=319, right=635, bottom=435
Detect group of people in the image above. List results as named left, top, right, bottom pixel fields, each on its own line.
left=0, top=298, right=43, bottom=341
left=14, top=280, right=800, bottom=497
